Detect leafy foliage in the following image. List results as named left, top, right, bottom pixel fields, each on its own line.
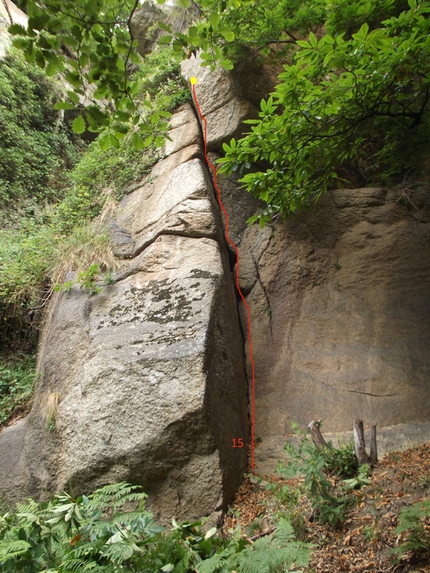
left=0, top=354, right=36, bottom=427
left=197, top=518, right=311, bottom=573
left=9, top=0, right=178, bottom=146
left=0, top=41, right=187, bottom=359
left=0, top=221, right=58, bottom=350
left=0, top=49, right=80, bottom=208
left=11, top=0, right=430, bottom=220
left=67, top=47, right=189, bottom=204
left=392, top=500, right=430, bottom=555
left=0, top=483, right=312, bottom=573
left=217, top=1, right=430, bottom=221
left=272, top=426, right=368, bottom=527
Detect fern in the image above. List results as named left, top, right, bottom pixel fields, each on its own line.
left=0, top=538, right=32, bottom=559
left=197, top=519, right=312, bottom=573
left=88, top=482, right=146, bottom=513
left=0, top=484, right=313, bottom=573
left=392, top=500, right=430, bottom=555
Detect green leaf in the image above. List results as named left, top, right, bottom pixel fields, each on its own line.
left=209, top=12, right=220, bottom=30
left=72, top=115, right=86, bottom=134
left=309, top=32, right=318, bottom=48
left=220, top=27, right=235, bottom=42
left=353, top=23, right=369, bottom=42
left=8, top=24, right=27, bottom=36
left=54, top=101, right=75, bottom=110
left=110, top=134, right=120, bottom=148
left=98, top=133, right=111, bottom=150
left=220, top=59, right=234, bottom=70
left=158, top=34, right=172, bottom=45
left=132, top=132, right=145, bottom=150
left=204, top=526, right=217, bottom=539
left=67, top=91, right=80, bottom=104
left=65, top=72, right=82, bottom=88
left=46, top=61, right=57, bottom=76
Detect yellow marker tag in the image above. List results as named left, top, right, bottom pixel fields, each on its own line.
left=190, top=76, right=198, bottom=85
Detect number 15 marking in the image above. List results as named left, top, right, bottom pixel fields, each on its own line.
left=232, top=438, right=244, bottom=448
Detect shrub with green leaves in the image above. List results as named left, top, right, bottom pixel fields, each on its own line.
left=68, top=46, right=189, bottom=202
left=0, top=222, right=58, bottom=349
left=218, top=0, right=430, bottom=222
left=273, top=426, right=368, bottom=527
left=0, top=49, right=80, bottom=208
left=0, top=43, right=188, bottom=355
left=392, top=500, right=430, bottom=556
left=0, top=482, right=312, bottom=573
left=0, top=354, right=36, bottom=427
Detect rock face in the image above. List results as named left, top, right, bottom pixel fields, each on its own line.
left=0, top=104, right=248, bottom=519
left=130, top=0, right=167, bottom=57
left=239, top=187, right=430, bottom=471
left=1, top=51, right=430, bottom=510
left=181, top=55, right=430, bottom=473
left=0, top=0, right=27, bottom=58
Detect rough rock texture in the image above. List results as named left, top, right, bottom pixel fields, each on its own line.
left=1, top=53, right=430, bottom=508
left=0, top=104, right=248, bottom=519
left=130, top=0, right=167, bottom=57
left=182, top=58, right=430, bottom=474
left=0, top=0, right=27, bottom=58
left=182, top=54, right=260, bottom=153
left=239, top=187, right=430, bottom=472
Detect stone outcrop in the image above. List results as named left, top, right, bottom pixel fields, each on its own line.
left=1, top=47, right=429, bottom=509
left=0, top=104, right=248, bottom=519
left=182, top=55, right=430, bottom=473
left=130, top=0, right=167, bottom=57
left=182, top=54, right=261, bottom=153
left=238, top=186, right=430, bottom=472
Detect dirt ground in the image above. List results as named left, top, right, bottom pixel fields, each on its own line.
left=222, top=442, right=430, bottom=572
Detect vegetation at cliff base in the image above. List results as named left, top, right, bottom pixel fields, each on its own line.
left=0, top=482, right=312, bottom=573
left=0, top=438, right=429, bottom=572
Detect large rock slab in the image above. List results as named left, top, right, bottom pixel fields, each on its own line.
left=0, top=106, right=248, bottom=520
left=238, top=186, right=430, bottom=472
left=181, top=54, right=258, bottom=153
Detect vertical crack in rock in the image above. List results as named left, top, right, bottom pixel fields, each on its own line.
left=0, top=104, right=248, bottom=521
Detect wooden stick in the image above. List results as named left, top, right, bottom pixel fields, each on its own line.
left=369, top=421, right=378, bottom=465
left=308, top=420, right=330, bottom=451
left=353, top=419, right=370, bottom=466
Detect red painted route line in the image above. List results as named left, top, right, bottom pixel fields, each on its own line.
left=191, top=80, right=256, bottom=469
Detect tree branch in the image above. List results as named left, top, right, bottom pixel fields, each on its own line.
left=250, top=39, right=297, bottom=59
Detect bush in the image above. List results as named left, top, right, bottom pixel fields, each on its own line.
left=68, top=47, right=190, bottom=201
left=272, top=426, right=369, bottom=527
left=0, top=50, right=80, bottom=210
left=214, top=0, right=430, bottom=222
left=0, top=222, right=58, bottom=349
left=0, top=44, right=188, bottom=340
left=0, top=482, right=312, bottom=573
left=0, top=354, right=36, bottom=427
